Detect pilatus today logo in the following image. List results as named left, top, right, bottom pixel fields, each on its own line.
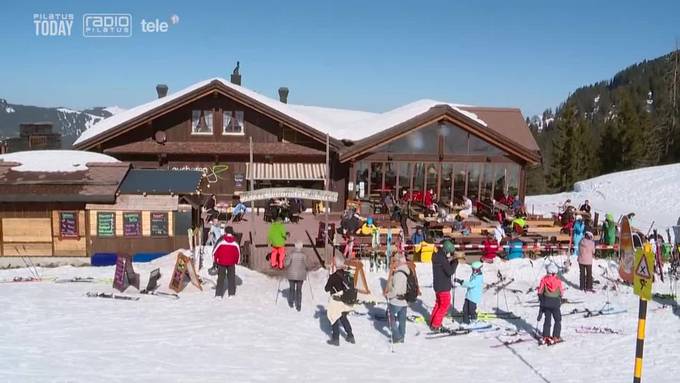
left=33, top=13, right=74, bottom=37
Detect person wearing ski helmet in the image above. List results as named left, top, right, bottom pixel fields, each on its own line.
left=537, top=263, right=564, bottom=345
left=572, top=215, right=585, bottom=257
left=429, top=239, right=458, bottom=331
left=456, top=261, right=484, bottom=324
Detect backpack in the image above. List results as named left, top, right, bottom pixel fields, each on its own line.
left=396, top=269, right=418, bottom=303
left=340, top=273, right=358, bottom=305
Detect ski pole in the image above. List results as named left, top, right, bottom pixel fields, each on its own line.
left=386, top=297, right=394, bottom=353
left=306, top=274, right=315, bottom=302
left=275, top=278, right=282, bottom=304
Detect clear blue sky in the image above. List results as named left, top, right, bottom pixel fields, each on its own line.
left=1, top=0, right=679, bottom=117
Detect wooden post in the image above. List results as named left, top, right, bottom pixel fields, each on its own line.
left=249, top=137, right=255, bottom=237
left=325, top=133, right=330, bottom=269
left=633, top=298, right=648, bottom=383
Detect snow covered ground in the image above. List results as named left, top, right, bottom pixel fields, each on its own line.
left=1, top=251, right=678, bottom=382
left=527, top=163, right=680, bottom=236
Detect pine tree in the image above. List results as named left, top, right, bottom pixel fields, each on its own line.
left=616, top=92, right=647, bottom=169
left=549, top=102, right=591, bottom=191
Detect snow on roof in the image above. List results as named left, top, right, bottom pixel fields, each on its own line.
left=104, top=106, right=126, bottom=115
left=74, top=78, right=487, bottom=146
left=0, top=150, right=120, bottom=172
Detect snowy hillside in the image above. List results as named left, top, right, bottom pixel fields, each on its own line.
left=1, top=252, right=678, bottom=382
left=527, top=163, right=680, bottom=234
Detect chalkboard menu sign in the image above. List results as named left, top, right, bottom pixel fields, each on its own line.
left=150, top=212, right=169, bottom=237
left=59, top=211, right=78, bottom=238
left=123, top=212, right=142, bottom=237
left=97, top=212, right=115, bottom=237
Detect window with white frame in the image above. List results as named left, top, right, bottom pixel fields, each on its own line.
left=223, top=110, right=244, bottom=135
left=191, top=110, right=213, bottom=135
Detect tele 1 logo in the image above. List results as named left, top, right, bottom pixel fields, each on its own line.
left=83, top=13, right=132, bottom=37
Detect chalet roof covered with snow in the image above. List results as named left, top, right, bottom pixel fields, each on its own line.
left=0, top=150, right=129, bottom=203
left=72, top=78, right=539, bottom=162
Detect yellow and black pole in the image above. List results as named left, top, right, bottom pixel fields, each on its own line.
left=632, top=243, right=654, bottom=383
left=633, top=297, right=647, bottom=383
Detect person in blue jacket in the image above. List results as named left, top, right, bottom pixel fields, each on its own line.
left=506, top=235, right=524, bottom=260
left=410, top=226, right=425, bottom=245
left=572, top=215, right=585, bottom=257
left=455, top=261, right=484, bottom=324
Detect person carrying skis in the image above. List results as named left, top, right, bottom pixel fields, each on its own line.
left=384, top=254, right=411, bottom=343
left=601, top=213, right=617, bottom=258
left=429, top=240, right=457, bottom=331
left=577, top=231, right=596, bottom=292
left=267, top=216, right=288, bottom=269
left=537, top=263, right=564, bottom=345
left=324, top=256, right=355, bottom=346
left=212, top=232, right=241, bottom=298
left=572, top=215, right=585, bottom=257
left=284, top=241, right=310, bottom=311
left=456, top=261, right=484, bottom=324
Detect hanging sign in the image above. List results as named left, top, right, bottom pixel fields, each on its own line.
left=239, top=187, right=338, bottom=203
left=150, top=212, right=169, bottom=237
left=59, top=212, right=78, bottom=238
left=123, top=212, right=141, bottom=237
left=97, top=212, right=115, bottom=237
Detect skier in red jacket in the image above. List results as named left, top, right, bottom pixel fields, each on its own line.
left=212, top=233, right=241, bottom=298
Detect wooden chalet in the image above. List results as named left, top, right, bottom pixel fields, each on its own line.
left=71, top=71, right=541, bottom=213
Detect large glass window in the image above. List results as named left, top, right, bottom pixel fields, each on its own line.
left=440, top=163, right=454, bottom=204
left=355, top=161, right=369, bottom=199
left=412, top=162, right=425, bottom=202
left=481, top=163, right=494, bottom=201
left=493, top=164, right=507, bottom=201
left=425, top=163, right=439, bottom=199
left=467, top=163, right=482, bottom=200
left=442, top=123, right=470, bottom=154
left=223, top=110, right=244, bottom=135
left=384, top=162, right=396, bottom=193
left=191, top=110, right=213, bottom=135
left=370, top=162, right=383, bottom=195
left=397, top=162, right=411, bottom=198
left=506, top=164, right=521, bottom=197
left=383, top=125, right=439, bottom=154
left=469, top=134, right=505, bottom=156
left=453, top=163, right=466, bottom=202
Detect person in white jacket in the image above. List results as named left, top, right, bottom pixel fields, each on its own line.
left=384, top=254, right=410, bottom=343
left=460, top=196, right=473, bottom=218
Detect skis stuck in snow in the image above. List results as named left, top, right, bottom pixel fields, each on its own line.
left=86, top=292, right=140, bottom=301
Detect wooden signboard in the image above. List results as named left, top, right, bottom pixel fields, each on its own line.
left=59, top=212, right=79, bottom=239
left=123, top=212, right=142, bottom=237
left=113, top=254, right=139, bottom=292
left=169, top=253, right=203, bottom=293
left=150, top=212, right=169, bottom=237
left=113, top=254, right=129, bottom=292
left=97, top=212, right=115, bottom=237
left=345, top=258, right=370, bottom=294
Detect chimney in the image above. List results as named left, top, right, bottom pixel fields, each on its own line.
left=278, top=87, right=289, bottom=104
left=230, top=61, right=241, bottom=85
left=156, top=84, right=168, bottom=98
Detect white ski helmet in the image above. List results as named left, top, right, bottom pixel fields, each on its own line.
left=547, top=264, right=558, bottom=274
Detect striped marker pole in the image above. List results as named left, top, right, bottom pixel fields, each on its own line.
left=633, top=297, right=648, bottom=383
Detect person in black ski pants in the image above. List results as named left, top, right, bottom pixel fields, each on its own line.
left=324, top=257, right=355, bottom=346
left=537, top=264, right=565, bottom=344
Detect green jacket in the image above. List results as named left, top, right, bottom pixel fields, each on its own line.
left=268, top=221, right=287, bottom=247
left=602, top=215, right=617, bottom=245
